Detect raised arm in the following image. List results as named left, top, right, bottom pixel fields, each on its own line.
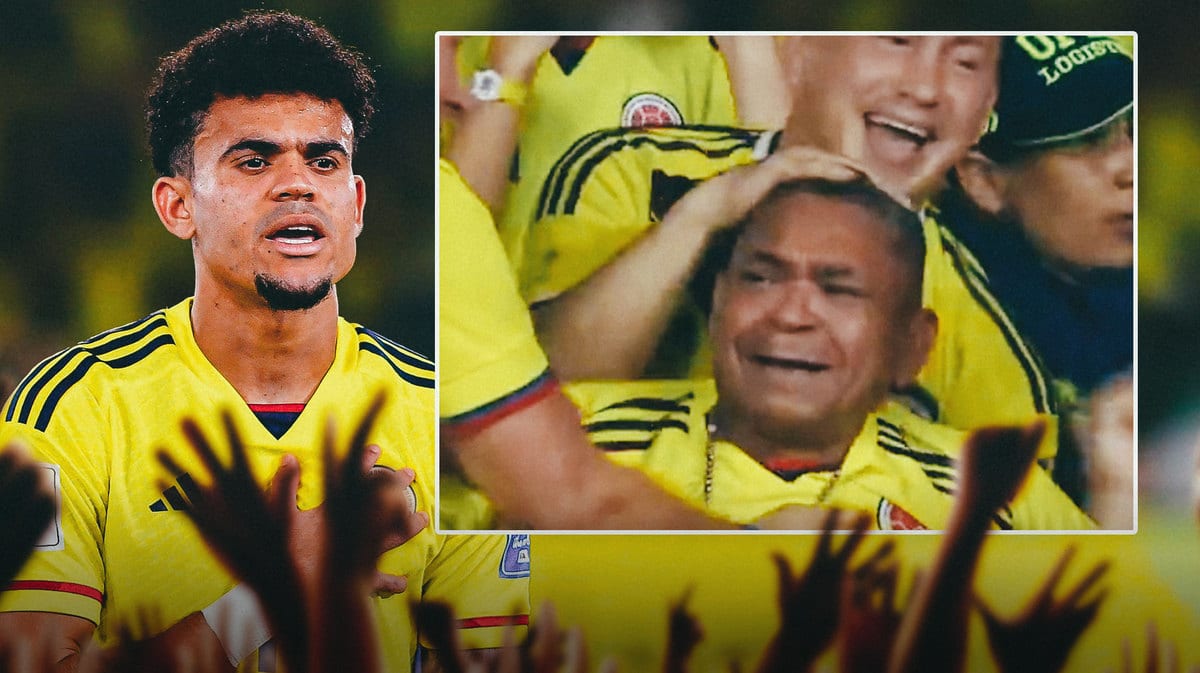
left=974, top=546, right=1108, bottom=673
left=534, top=146, right=864, bottom=381
left=887, top=422, right=1046, bottom=673
left=449, top=389, right=734, bottom=529
left=713, top=36, right=790, bottom=129
left=0, top=612, right=96, bottom=673
left=756, top=512, right=871, bottom=673
left=444, top=35, right=558, bottom=214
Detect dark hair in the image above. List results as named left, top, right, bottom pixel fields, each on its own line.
left=145, top=11, right=377, bottom=177
left=690, top=178, right=926, bottom=314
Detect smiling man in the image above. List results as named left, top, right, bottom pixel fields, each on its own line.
left=520, top=35, right=1058, bottom=450
left=778, top=36, right=997, bottom=203
left=0, top=12, right=527, bottom=671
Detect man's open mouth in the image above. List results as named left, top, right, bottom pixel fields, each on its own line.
left=752, top=355, right=830, bottom=372
left=865, top=113, right=933, bottom=147
left=267, top=225, right=325, bottom=245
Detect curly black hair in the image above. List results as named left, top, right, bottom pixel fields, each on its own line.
left=146, top=11, right=376, bottom=177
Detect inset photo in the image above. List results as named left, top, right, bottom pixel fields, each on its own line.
left=436, top=34, right=1135, bottom=533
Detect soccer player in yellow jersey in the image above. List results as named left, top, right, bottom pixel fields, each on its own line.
left=521, top=36, right=1060, bottom=449
left=564, top=176, right=1092, bottom=530
left=0, top=12, right=526, bottom=671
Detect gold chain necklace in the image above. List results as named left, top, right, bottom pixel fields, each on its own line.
left=704, top=419, right=841, bottom=507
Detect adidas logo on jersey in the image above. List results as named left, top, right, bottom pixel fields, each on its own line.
left=149, top=472, right=200, bottom=512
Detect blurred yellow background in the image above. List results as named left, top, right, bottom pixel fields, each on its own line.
left=1, top=4, right=1195, bottom=668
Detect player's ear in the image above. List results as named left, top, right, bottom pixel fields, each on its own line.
left=894, top=307, right=938, bottom=389
left=153, top=176, right=195, bottom=240
left=353, top=174, right=366, bottom=237
left=954, top=151, right=1007, bottom=216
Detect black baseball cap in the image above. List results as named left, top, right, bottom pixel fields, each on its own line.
left=979, top=35, right=1133, bottom=158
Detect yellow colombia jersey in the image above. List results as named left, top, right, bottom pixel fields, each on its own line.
left=522, top=125, right=1059, bottom=452
left=562, top=379, right=1093, bottom=531
left=456, top=36, right=739, bottom=276
left=438, top=158, right=557, bottom=530
left=0, top=299, right=529, bottom=670
left=439, top=159, right=553, bottom=429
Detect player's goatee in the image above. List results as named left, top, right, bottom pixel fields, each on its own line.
left=255, top=273, right=333, bottom=311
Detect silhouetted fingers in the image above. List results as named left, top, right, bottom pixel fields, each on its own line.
left=833, top=513, right=872, bottom=566
left=856, top=540, right=895, bottom=574
left=667, top=586, right=704, bottom=657
left=563, top=626, right=589, bottom=673
left=814, top=509, right=840, bottom=560
left=413, top=601, right=465, bottom=673
left=771, top=553, right=795, bottom=601
left=971, top=591, right=1002, bottom=631
left=1034, top=545, right=1080, bottom=609
left=877, top=563, right=900, bottom=613
left=342, top=392, right=387, bottom=485
left=1145, top=622, right=1161, bottom=673
left=1060, top=559, right=1111, bottom=610
left=157, top=449, right=214, bottom=518
left=265, top=454, right=301, bottom=517
left=360, top=444, right=382, bottom=472
left=180, top=417, right=224, bottom=482
left=528, top=601, right=565, bottom=673
left=322, top=412, right=340, bottom=491
left=491, top=621, right=521, bottom=673
left=220, top=410, right=249, bottom=473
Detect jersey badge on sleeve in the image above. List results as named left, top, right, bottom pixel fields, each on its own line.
left=499, top=534, right=531, bottom=578
left=35, top=463, right=64, bottom=550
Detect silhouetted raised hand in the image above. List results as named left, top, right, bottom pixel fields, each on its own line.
left=838, top=540, right=901, bottom=673
left=889, top=421, right=1045, bottom=673
left=0, top=441, right=55, bottom=587
left=757, top=511, right=871, bottom=673
left=976, top=545, right=1109, bottom=673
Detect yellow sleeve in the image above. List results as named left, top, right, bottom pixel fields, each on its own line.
left=439, top=159, right=551, bottom=425
left=519, top=145, right=653, bottom=305
left=0, top=383, right=108, bottom=624
left=421, top=534, right=531, bottom=649
left=1008, top=465, right=1098, bottom=530
left=520, top=126, right=764, bottom=306
left=918, top=215, right=1060, bottom=458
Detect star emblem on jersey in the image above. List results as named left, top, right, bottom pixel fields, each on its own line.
left=621, top=92, right=683, bottom=128
left=149, top=471, right=200, bottom=512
